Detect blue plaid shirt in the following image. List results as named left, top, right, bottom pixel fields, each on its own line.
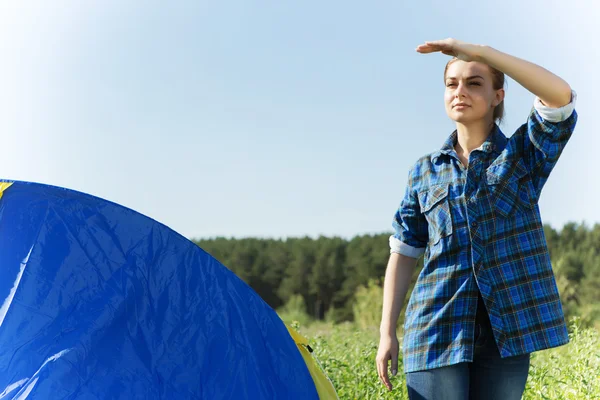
left=390, top=93, right=578, bottom=373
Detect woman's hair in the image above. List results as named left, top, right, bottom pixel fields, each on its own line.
left=444, top=58, right=506, bottom=125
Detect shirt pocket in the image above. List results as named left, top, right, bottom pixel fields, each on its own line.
left=418, top=184, right=453, bottom=245
left=486, top=159, right=537, bottom=218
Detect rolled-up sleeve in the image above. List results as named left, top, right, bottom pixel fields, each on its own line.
left=390, top=166, right=428, bottom=258
left=524, top=90, right=578, bottom=195
left=533, top=91, right=577, bottom=123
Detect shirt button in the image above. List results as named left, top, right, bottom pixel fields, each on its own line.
left=471, top=221, right=478, bottom=228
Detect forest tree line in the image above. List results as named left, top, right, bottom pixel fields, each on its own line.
left=193, top=222, right=600, bottom=328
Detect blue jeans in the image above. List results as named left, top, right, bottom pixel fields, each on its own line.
left=405, top=294, right=530, bottom=400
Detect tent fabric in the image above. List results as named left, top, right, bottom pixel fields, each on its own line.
left=0, top=180, right=335, bottom=399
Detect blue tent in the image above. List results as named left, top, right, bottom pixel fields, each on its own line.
left=0, top=180, right=337, bottom=399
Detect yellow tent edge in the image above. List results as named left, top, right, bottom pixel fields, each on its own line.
left=285, top=324, right=339, bottom=400
left=0, top=182, right=13, bottom=200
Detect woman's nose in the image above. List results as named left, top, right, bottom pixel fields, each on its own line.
left=455, top=82, right=467, bottom=97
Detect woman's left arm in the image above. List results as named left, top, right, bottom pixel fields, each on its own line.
left=416, top=39, right=573, bottom=107
left=477, top=45, right=572, bottom=108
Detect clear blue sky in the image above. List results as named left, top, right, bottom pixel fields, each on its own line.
left=1, top=1, right=597, bottom=240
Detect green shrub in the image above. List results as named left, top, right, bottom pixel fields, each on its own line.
left=352, top=279, right=384, bottom=331
left=352, top=279, right=406, bottom=332
left=276, top=294, right=313, bottom=327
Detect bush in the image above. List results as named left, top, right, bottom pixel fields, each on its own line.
left=276, top=294, right=313, bottom=327
left=352, top=279, right=406, bottom=332
left=352, top=279, right=383, bottom=330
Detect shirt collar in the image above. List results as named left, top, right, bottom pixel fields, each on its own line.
left=431, top=124, right=507, bottom=163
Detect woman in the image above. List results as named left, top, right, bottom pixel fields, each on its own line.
left=376, top=38, right=577, bottom=399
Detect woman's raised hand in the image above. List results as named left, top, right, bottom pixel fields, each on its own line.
left=416, top=38, right=482, bottom=62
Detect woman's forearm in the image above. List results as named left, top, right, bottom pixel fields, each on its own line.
left=476, top=45, right=572, bottom=108
left=380, top=253, right=418, bottom=336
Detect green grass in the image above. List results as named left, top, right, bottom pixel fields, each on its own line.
left=524, top=318, right=600, bottom=399
left=289, top=318, right=600, bottom=400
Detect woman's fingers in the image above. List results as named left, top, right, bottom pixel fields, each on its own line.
left=424, top=40, right=445, bottom=47
left=391, top=351, right=399, bottom=377
left=417, top=38, right=478, bottom=61
left=426, top=39, right=456, bottom=49
left=415, top=44, right=440, bottom=54
left=425, top=40, right=451, bottom=50
left=417, top=38, right=461, bottom=57
left=416, top=43, right=453, bottom=55
left=376, top=354, right=393, bottom=391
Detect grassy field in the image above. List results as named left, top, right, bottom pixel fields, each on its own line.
left=288, top=318, right=600, bottom=400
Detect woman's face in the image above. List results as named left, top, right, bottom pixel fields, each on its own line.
left=444, top=60, right=504, bottom=124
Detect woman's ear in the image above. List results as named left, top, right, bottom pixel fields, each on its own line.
left=492, top=88, right=505, bottom=107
